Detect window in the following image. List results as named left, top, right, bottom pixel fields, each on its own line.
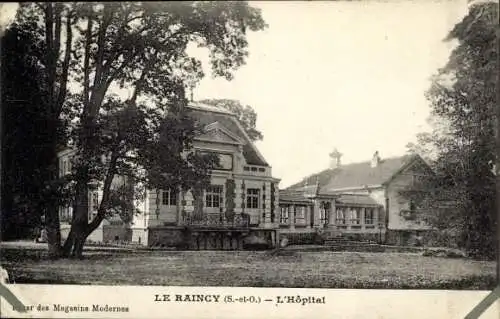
left=60, top=205, right=72, bottom=222
left=336, top=208, right=345, bottom=224
left=294, top=206, right=306, bottom=223
left=206, top=185, right=223, bottom=208
left=280, top=206, right=289, bottom=224
left=91, top=192, right=99, bottom=211
left=409, top=201, right=416, bottom=213
left=365, top=208, right=375, bottom=224
left=162, top=189, right=178, bottom=206
left=246, top=188, right=260, bottom=209
left=350, top=208, right=360, bottom=225
left=320, top=201, right=330, bottom=225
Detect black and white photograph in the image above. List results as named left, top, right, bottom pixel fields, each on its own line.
left=0, top=0, right=499, bottom=317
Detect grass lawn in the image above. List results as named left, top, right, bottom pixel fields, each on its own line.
left=1, top=243, right=496, bottom=289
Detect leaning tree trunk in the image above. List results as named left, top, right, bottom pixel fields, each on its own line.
left=62, top=179, right=90, bottom=259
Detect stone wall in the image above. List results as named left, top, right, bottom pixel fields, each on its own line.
left=102, top=225, right=132, bottom=243
left=146, top=227, right=277, bottom=250
left=147, top=227, right=184, bottom=248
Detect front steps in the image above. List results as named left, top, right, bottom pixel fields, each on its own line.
left=322, top=236, right=385, bottom=252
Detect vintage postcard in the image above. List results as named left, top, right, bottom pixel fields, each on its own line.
left=0, top=1, right=498, bottom=318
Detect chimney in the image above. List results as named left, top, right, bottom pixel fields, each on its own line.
left=329, top=148, right=342, bottom=170
left=371, top=151, right=381, bottom=168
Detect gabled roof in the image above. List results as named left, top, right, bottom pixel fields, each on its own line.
left=186, top=103, right=269, bottom=166
left=197, top=121, right=246, bottom=146
left=286, top=154, right=427, bottom=194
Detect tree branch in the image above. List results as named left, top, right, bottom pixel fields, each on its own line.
left=86, top=149, right=119, bottom=234
left=44, top=3, right=55, bottom=112
left=88, top=4, right=113, bottom=118
left=53, top=3, right=62, bottom=60
left=55, top=12, right=73, bottom=115
left=82, top=15, right=93, bottom=110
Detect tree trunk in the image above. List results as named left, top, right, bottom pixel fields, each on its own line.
left=45, top=139, right=62, bottom=259
left=62, top=224, right=90, bottom=259
left=45, top=204, right=61, bottom=259
left=62, top=179, right=90, bottom=259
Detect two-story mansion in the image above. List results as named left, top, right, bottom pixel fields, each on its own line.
left=279, top=150, right=434, bottom=246
left=58, top=103, right=281, bottom=249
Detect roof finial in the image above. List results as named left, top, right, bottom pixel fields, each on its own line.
left=371, top=151, right=381, bottom=168
left=329, top=148, right=342, bottom=170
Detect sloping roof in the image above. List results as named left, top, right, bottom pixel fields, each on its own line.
left=279, top=190, right=314, bottom=204
left=287, top=154, right=420, bottom=193
left=186, top=103, right=268, bottom=167
left=336, top=194, right=381, bottom=206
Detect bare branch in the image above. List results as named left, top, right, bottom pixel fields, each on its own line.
left=55, top=12, right=73, bottom=115
left=53, top=3, right=62, bottom=59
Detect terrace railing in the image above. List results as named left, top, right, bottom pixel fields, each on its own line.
left=180, top=212, right=250, bottom=228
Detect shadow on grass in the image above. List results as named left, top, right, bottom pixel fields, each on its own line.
left=1, top=247, right=496, bottom=290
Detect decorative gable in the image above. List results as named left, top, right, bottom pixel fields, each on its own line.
left=196, top=121, right=245, bottom=145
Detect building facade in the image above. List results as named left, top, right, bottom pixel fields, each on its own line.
left=279, top=150, right=434, bottom=245
left=57, top=103, right=281, bottom=249
left=131, top=103, right=281, bottom=249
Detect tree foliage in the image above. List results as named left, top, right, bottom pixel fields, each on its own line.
left=403, top=2, right=498, bottom=259
left=199, top=98, right=264, bottom=142
left=0, top=21, right=63, bottom=240
left=12, top=2, right=266, bottom=258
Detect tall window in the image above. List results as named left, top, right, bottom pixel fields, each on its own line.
left=206, top=185, right=223, bottom=208
left=246, top=188, right=260, bottom=209
left=409, top=201, right=416, bottom=213
left=320, top=201, right=330, bottom=225
left=60, top=205, right=72, bottom=222
left=162, top=189, right=178, bottom=206
left=350, top=208, right=360, bottom=224
left=336, top=208, right=345, bottom=224
left=280, top=206, right=289, bottom=224
left=365, top=208, right=375, bottom=224
left=91, top=192, right=99, bottom=211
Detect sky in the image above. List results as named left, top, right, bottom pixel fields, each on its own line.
left=0, top=1, right=469, bottom=188
left=189, top=0, right=469, bottom=187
